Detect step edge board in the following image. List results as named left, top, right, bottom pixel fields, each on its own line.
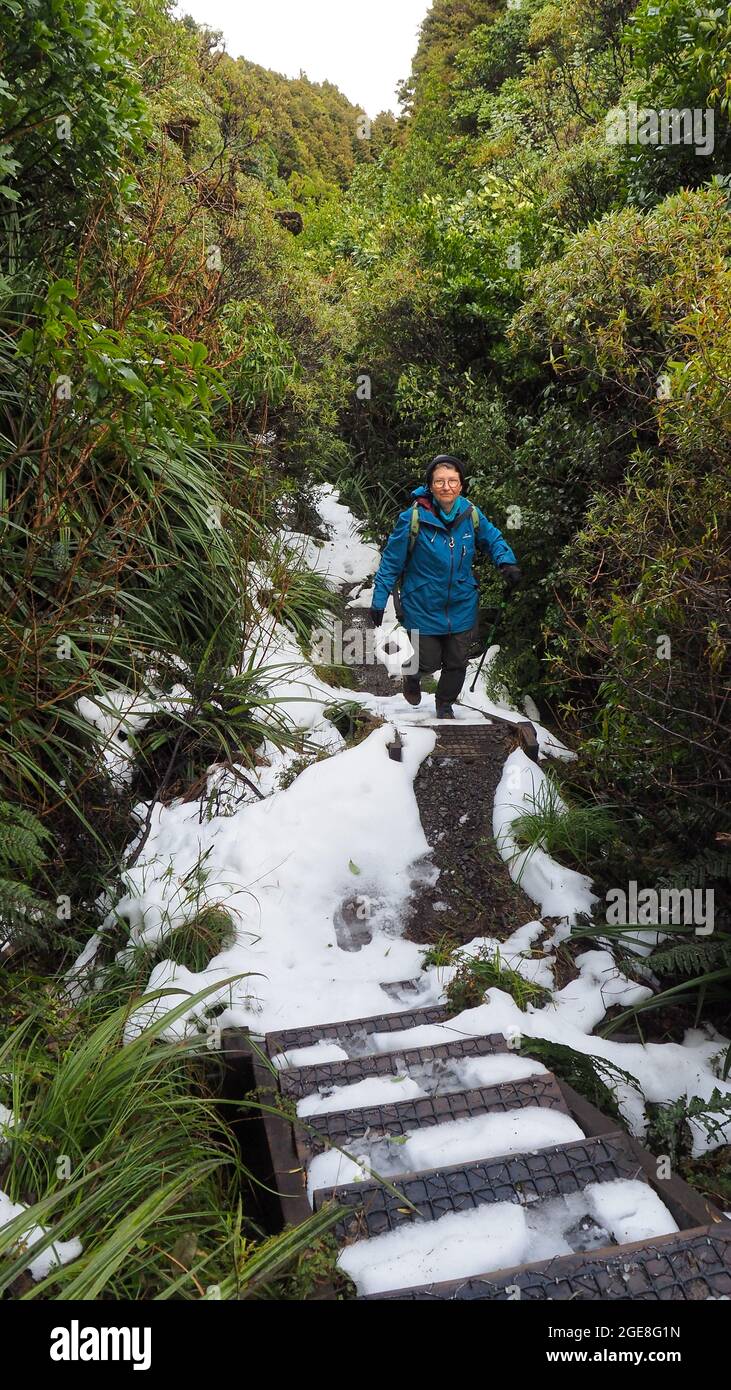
left=280, top=1032, right=510, bottom=1094
left=313, top=1129, right=634, bottom=1209
left=296, top=1075, right=571, bottom=1169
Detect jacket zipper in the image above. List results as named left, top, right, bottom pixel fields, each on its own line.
left=445, top=535, right=455, bottom=633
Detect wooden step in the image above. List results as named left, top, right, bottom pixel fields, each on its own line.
left=361, top=1224, right=731, bottom=1301
left=296, top=1073, right=569, bottom=1172
left=278, top=1032, right=509, bottom=1104
left=266, top=1004, right=450, bottom=1063
left=314, top=1132, right=644, bottom=1238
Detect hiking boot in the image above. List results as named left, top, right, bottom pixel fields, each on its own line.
left=436, top=702, right=455, bottom=720
left=402, top=675, right=422, bottom=707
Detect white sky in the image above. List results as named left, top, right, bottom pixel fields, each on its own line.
left=174, top=0, right=432, bottom=116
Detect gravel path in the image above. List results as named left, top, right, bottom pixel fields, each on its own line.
left=342, top=589, right=537, bottom=947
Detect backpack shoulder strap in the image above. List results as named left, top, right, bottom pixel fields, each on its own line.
left=409, top=502, right=477, bottom=553
left=407, top=502, right=421, bottom=555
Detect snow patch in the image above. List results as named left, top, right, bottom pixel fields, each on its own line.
left=0, top=1188, right=82, bottom=1281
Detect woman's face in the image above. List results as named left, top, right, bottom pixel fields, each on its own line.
left=431, top=468, right=463, bottom=501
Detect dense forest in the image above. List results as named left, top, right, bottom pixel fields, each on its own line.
left=1, top=0, right=730, bottom=1301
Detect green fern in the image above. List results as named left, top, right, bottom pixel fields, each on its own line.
left=520, top=1037, right=644, bottom=1124
left=0, top=878, right=45, bottom=911
left=0, top=802, right=51, bottom=876
left=0, top=801, right=53, bottom=947
left=648, top=1089, right=731, bottom=1167
left=656, top=848, right=731, bottom=892
left=646, top=937, right=731, bottom=978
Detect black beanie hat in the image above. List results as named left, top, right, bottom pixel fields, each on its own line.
left=426, top=454, right=467, bottom=489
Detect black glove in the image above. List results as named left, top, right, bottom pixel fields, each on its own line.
left=369, top=608, right=385, bottom=627
left=499, top=564, right=522, bottom=591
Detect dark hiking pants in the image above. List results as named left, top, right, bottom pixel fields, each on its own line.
left=404, top=626, right=476, bottom=705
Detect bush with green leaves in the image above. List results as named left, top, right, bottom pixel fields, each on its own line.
left=0, top=0, right=148, bottom=221
left=511, top=186, right=731, bottom=463
left=543, top=451, right=730, bottom=846
left=620, top=0, right=731, bottom=204
left=451, top=5, right=539, bottom=130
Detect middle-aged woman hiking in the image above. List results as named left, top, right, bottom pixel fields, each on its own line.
left=369, top=455, right=521, bottom=719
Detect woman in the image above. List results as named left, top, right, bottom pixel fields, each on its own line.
left=369, top=455, right=521, bottom=719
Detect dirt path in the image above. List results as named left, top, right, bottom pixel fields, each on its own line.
left=341, top=589, right=538, bottom=947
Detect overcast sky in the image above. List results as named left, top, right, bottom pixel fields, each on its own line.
left=174, top=0, right=432, bottom=116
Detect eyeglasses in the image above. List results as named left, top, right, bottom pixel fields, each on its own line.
left=431, top=479, right=462, bottom=490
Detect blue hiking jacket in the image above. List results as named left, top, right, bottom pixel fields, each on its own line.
left=372, top=486, right=517, bottom=636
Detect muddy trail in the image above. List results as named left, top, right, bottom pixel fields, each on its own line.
left=339, top=587, right=543, bottom=950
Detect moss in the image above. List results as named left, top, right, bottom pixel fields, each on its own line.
left=312, top=663, right=357, bottom=690
left=151, top=907, right=237, bottom=973
left=277, top=751, right=332, bottom=790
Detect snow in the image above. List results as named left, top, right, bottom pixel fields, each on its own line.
left=297, top=1074, right=426, bottom=1117
left=241, top=614, right=357, bottom=741
left=306, top=1150, right=371, bottom=1199
left=273, top=1042, right=349, bottom=1070
left=114, top=720, right=438, bottom=1042
left=0, top=1188, right=82, bottom=1281
left=586, top=1180, right=679, bottom=1246
left=307, top=1106, right=584, bottom=1201
left=297, top=1053, right=548, bottom=1117
left=368, top=1107, right=583, bottom=1178
left=339, top=1201, right=529, bottom=1295
left=280, top=486, right=380, bottom=589
left=493, top=750, right=599, bottom=927
left=77, top=684, right=190, bottom=788
left=66, top=484, right=731, bottom=1162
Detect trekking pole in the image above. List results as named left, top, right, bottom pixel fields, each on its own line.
left=469, top=592, right=510, bottom=694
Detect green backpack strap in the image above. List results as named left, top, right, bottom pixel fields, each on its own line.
left=407, top=502, right=421, bottom=555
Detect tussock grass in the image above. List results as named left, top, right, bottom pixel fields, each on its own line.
left=445, top=945, right=552, bottom=1014
left=0, top=977, right=338, bottom=1299
left=508, top=772, right=620, bottom=880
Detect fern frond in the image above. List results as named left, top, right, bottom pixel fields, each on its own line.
left=656, top=848, right=731, bottom=891
left=0, top=801, right=51, bottom=876
left=647, top=938, right=731, bottom=977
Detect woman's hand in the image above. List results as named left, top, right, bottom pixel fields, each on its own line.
left=499, top=564, right=522, bottom=591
